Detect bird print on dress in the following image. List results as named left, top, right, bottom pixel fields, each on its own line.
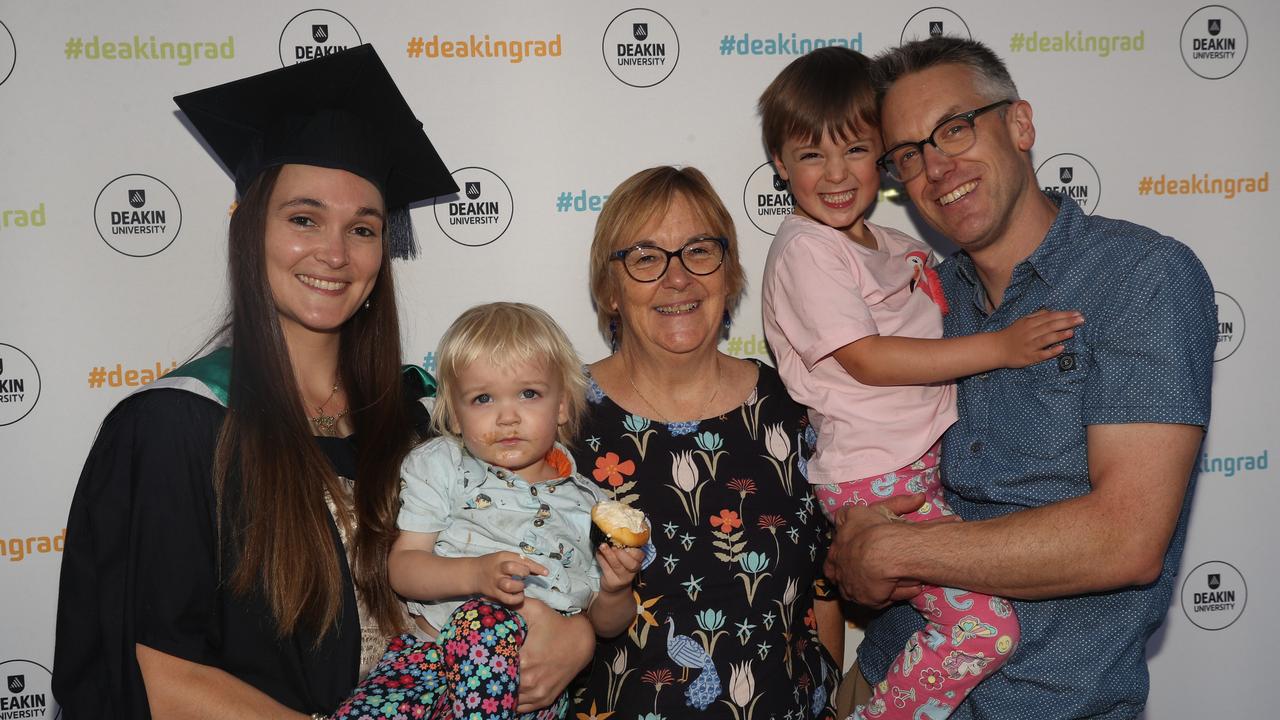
left=571, top=365, right=837, bottom=718
left=666, top=617, right=721, bottom=710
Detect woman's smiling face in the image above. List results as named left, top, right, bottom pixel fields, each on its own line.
left=612, top=193, right=728, bottom=358
left=263, top=163, right=385, bottom=342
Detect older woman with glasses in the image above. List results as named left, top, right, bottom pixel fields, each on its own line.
left=568, top=166, right=842, bottom=719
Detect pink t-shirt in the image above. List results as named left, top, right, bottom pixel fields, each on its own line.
left=762, top=215, right=958, bottom=484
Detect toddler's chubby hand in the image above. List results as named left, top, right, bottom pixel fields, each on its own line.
left=472, top=551, right=548, bottom=606
left=595, top=544, right=644, bottom=594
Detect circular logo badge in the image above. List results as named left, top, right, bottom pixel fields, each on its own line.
left=0, top=21, right=16, bottom=87
left=433, top=167, right=514, bottom=247
left=94, top=174, right=182, bottom=257
left=0, top=344, right=41, bottom=427
left=1035, top=153, right=1101, bottom=215
left=279, top=9, right=361, bottom=66
left=602, top=8, right=679, bottom=88
left=1213, top=291, right=1245, bottom=361
left=900, top=7, right=972, bottom=44
left=0, top=658, right=60, bottom=719
left=1180, top=5, right=1248, bottom=80
left=1181, top=560, right=1247, bottom=630
left=743, top=161, right=795, bottom=236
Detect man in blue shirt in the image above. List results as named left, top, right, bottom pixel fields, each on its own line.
left=825, top=37, right=1216, bottom=718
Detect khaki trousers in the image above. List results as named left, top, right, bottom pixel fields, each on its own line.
left=834, top=662, right=874, bottom=718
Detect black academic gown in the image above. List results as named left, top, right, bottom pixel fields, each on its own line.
left=52, top=364, right=433, bottom=718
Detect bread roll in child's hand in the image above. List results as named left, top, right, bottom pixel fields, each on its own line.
left=591, top=500, right=651, bottom=548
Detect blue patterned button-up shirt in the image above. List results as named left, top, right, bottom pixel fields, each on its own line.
left=860, top=194, right=1216, bottom=719
left=398, top=436, right=607, bottom=630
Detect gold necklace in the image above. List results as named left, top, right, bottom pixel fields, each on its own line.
left=310, top=379, right=348, bottom=436
left=623, top=354, right=721, bottom=424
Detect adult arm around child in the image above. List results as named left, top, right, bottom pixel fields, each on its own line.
left=826, top=422, right=1203, bottom=605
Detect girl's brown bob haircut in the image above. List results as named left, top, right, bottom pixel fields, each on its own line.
left=758, top=46, right=879, bottom=158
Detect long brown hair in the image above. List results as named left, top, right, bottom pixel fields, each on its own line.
left=214, top=166, right=414, bottom=640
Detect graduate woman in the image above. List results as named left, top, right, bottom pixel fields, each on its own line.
left=52, top=46, right=595, bottom=718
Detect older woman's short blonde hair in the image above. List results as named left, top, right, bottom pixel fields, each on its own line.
left=431, top=302, right=588, bottom=446
left=588, top=166, right=747, bottom=343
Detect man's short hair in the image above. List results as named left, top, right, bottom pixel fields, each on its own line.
left=873, top=36, right=1020, bottom=104
left=758, top=47, right=878, bottom=158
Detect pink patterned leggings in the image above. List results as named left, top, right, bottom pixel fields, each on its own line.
left=815, top=441, right=1020, bottom=720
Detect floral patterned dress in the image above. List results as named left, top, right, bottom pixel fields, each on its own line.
left=570, top=360, right=839, bottom=720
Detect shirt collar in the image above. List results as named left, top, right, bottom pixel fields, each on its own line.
left=466, top=441, right=592, bottom=490
left=1019, top=191, right=1077, bottom=287
left=952, top=191, right=1077, bottom=292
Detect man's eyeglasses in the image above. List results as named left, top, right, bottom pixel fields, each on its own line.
left=877, top=100, right=1013, bottom=182
left=610, top=236, right=728, bottom=283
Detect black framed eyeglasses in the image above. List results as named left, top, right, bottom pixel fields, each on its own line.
left=877, top=100, right=1013, bottom=182
left=610, top=236, right=728, bottom=283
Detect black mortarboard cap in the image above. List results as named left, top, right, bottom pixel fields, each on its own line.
left=174, top=44, right=456, bottom=258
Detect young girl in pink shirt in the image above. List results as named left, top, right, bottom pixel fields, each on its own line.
left=759, top=48, right=1081, bottom=720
